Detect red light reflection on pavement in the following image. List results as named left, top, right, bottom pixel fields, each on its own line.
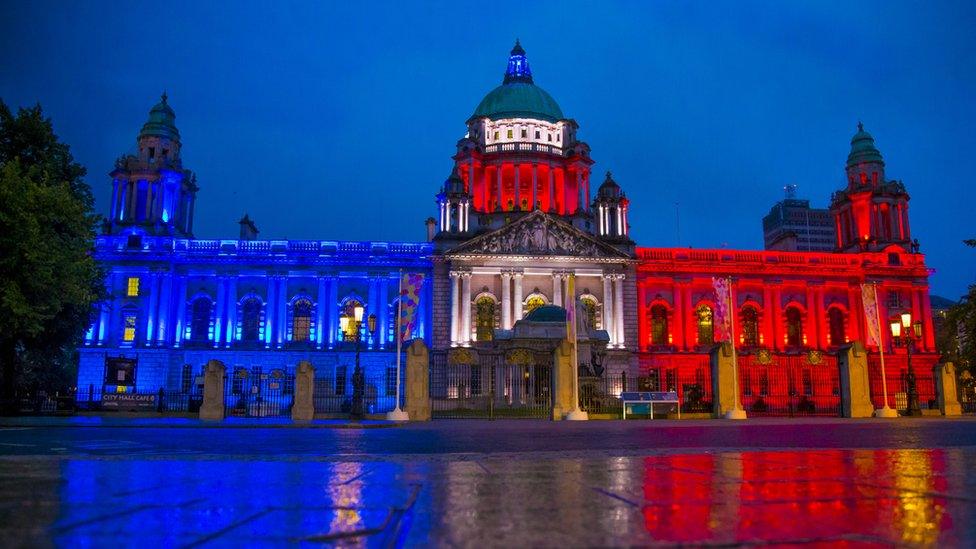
left=641, top=449, right=955, bottom=545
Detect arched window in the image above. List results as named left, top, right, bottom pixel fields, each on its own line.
left=828, top=307, right=845, bottom=346
left=340, top=299, right=363, bottom=341
left=579, top=296, right=598, bottom=330
left=696, top=304, right=714, bottom=345
left=476, top=296, right=496, bottom=342
left=292, top=298, right=313, bottom=342
left=241, top=298, right=262, bottom=342
left=190, top=297, right=212, bottom=342
left=741, top=306, right=759, bottom=346
left=650, top=304, right=668, bottom=346
left=785, top=306, right=803, bottom=347
left=525, top=294, right=546, bottom=315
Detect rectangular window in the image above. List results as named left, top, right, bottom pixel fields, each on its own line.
left=148, top=147, right=155, bottom=159
left=493, top=131, right=498, bottom=140
left=521, top=129, right=527, bottom=138
left=535, top=130, right=540, bottom=139
left=126, top=277, right=140, bottom=297
left=335, top=365, right=347, bottom=396
left=123, top=313, right=137, bottom=342
left=386, top=367, right=397, bottom=397
left=507, top=129, right=513, bottom=139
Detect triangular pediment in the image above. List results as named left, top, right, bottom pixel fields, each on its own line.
left=445, top=211, right=631, bottom=260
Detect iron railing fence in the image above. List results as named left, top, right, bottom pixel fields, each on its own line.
left=738, top=353, right=841, bottom=417
left=430, top=350, right=552, bottom=419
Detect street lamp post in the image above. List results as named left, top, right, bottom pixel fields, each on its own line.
left=890, top=312, right=922, bottom=417
left=340, top=305, right=376, bottom=420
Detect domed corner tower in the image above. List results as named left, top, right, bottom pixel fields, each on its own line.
left=591, top=171, right=635, bottom=254
left=439, top=40, right=596, bottom=247
left=106, top=93, right=198, bottom=238
left=829, top=123, right=912, bottom=253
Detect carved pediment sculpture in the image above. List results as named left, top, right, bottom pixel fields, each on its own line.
left=448, top=211, right=629, bottom=259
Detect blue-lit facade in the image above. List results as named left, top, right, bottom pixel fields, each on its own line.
left=77, top=95, right=432, bottom=401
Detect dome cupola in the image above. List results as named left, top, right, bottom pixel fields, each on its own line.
left=139, top=92, right=180, bottom=141
left=471, top=41, right=564, bottom=123
left=845, top=122, right=886, bottom=188
left=847, top=122, right=884, bottom=168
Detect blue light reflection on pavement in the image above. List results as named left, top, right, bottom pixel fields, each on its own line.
left=0, top=448, right=972, bottom=546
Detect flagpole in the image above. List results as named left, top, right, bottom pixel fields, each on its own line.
left=387, top=271, right=409, bottom=421
left=873, top=282, right=897, bottom=418
left=724, top=276, right=746, bottom=419
left=566, top=273, right=587, bottom=420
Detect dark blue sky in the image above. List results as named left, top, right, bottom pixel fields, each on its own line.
left=2, top=1, right=974, bottom=298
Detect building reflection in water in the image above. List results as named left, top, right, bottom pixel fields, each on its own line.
left=36, top=448, right=974, bottom=545
left=639, top=449, right=957, bottom=545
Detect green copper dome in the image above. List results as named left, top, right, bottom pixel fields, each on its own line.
left=471, top=41, right=564, bottom=123
left=847, top=122, right=883, bottom=167
left=523, top=305, right=567, bottom=323
left=139, top=92, right=180, bottom=140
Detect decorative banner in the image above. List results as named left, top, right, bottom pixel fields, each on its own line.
left=860, top=283, right=881, bottom=346
left=711, top=277, right=732, bottom=342
left=398, top=272, right=424, bottom=342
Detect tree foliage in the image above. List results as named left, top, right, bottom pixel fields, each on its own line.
left=938, top=239, right=976, bottom=398
left=0, top=101, right=103, bottom=403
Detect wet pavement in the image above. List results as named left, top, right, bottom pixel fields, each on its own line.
left=2, top=418, right=976, bottom=546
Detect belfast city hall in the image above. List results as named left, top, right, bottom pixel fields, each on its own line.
left=77, top=41, right=939, bottom=418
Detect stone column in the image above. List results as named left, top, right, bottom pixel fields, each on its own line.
left=710, top=342, right=743, bottom=418
left=548, top=163, right=555, bottom=212
left=551, top=338, right=575, bottom=420
left=265, top=276, right=277, bottom=347
left=461, top=272, right=472, bottom=345
left=614, top=275, right=626, bottom=347
left=602, top=275, right=614, bottom=345
left=771, top=283, right=782, bottom=351
left=292, top=360, right=315, bottom=421
left=495, top=164, right=503, bottom=211
left=144, top=272, right=160, bottom=347
left=513, top=272, right=524, bottom=322
left=531, top=164, right=538, bottom=209
left=673, top=281, right=685, bottom=350
left=576, top=169, right=584, bottom=212
left=174, top=275, right=187, bottom=346
left=225, top=276, right=238, bottom=346
left=553, top=272, right=563, bottom=307
left=935, top=362, right=962, bottom=416
left=838, top=341, right=873, bottom=418
left=378, top=276, right=390, bottom=349
left=514, top=163, right=521, bottom=210
left=501, top=271, right=512, bottom=329
left=156, top=272, right=173, bottom=345
left=213, top=275, right=226, bottom=348
left=316, top=276, right=327, bottom=349
left=405, top=339, right=431, bottom=421
left=327, top=275, right=339, bottom=348
left=449, top=271, right=460, bottom=346
left=199, top=359, right=226, bottom=421
left=276, top=275, right=288, bottom=346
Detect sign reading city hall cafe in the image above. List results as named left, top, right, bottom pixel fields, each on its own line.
left=101, top=393, right=157, bottom=411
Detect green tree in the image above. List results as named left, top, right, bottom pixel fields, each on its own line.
left=0, top=101, right=103, bottom=409
left=938, top=239, right=976, bottom=403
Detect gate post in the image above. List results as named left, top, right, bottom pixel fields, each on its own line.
left=405, top=339, right=431, bottom=421
left=710, top=343, right=743, bottom=418
left=837, top=342, right=873, bottom=418
left=551, top=339, right=575, bottom=420
left=199, top=359, right=226, bottom=421
left=292, top=361, right=315, bottom=421
left=934, top=362, right=962, bottom=416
